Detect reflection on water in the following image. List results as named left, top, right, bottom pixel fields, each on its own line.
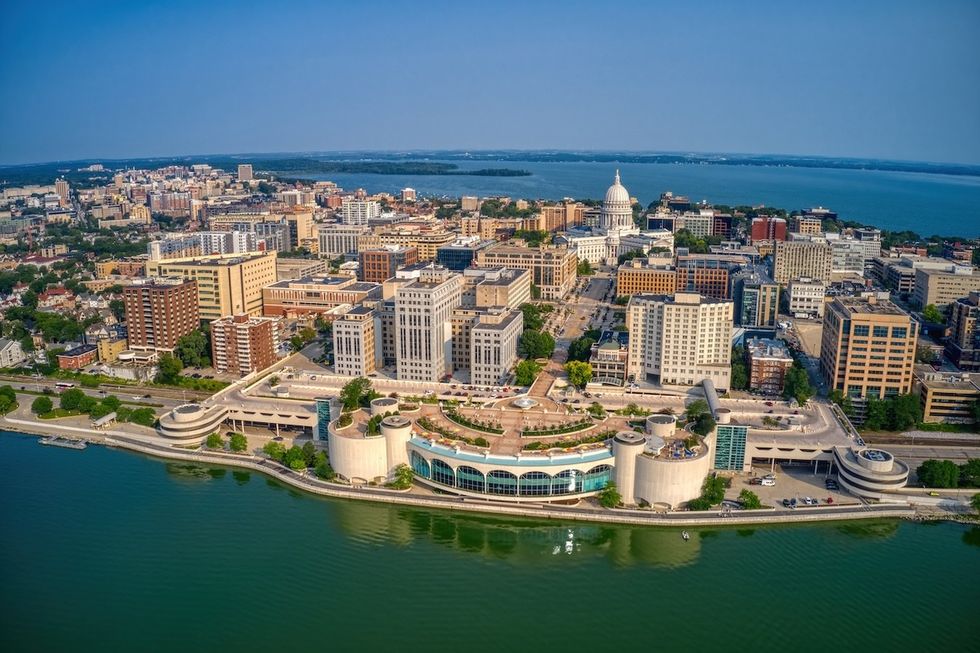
left=164, top=462, right=226, bottom=482
left=327, top=500, right=703, bottom=569
left=835, top=521, right=900, bottom=540
left=963, top=527, right=980, bottom=548
left=232, top=471, right=250, bottom=486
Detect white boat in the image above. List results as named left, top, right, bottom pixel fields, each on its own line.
left=681, top=530, right=690, bottom=541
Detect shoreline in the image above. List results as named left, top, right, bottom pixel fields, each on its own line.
left=5, top=416, right=955, bottom=528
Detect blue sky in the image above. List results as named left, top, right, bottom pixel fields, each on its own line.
left=1, top=0, right=979, bottom=165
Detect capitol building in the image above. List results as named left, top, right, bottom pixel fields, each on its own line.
left=557, top=170, right=673, bottom=266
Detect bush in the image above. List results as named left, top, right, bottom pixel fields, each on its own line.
left=263, top=441, right=287, bottom=463
left=738, top=489, right=762, bottom=509
left=229, top=432, right=248, bottom=453
left=597, top=482, right=622, bottom=508
left=205, top=432, right=224, bottom=449
left=387, top=463, right=414, bottom=490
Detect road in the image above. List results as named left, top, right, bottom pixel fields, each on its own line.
left=0, top=372, right=212, bottom=403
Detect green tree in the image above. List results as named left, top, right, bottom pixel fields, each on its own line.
left=339, top=377, right=373, bottom=412
left=564, top=361, right=593, bottom=389
left=888, top=394, right=922, bottom=431
left=959, top=459, right=980, bottom=487
left=262, top=441, right=287, bottom=463
left=89, top=402, right=115, bottom=420
left=155, top=353, right=184, bottom=385
left=915, top=346, right=938, bottom=364
left=515, top=360, right=542, bottom=386
left=314, top=456, right=335, bottom=480
left=916, top=459, right=960, bottom=488
left=972, top=493, right=980, bottom=514
left=829, top=389, right=854, bottom=416
left=0, top=385, right=16, bottom=414
left=520, top=303, right=544, bottom=331
left=566, top=336, right=596, bottom=362
left=229, top=432, right=248, bottom=453
left=388, top=463, right=414, bottom=489
left=921, top=304, right=945, bottom=324
left=301, top=441, right=317, bottom=467
left=587, top=402, right=606, bottom=418
left=863, top=397, right=887, bottom=431
left=731, top=360, right=748, bottom=391
left=284, top=445, right=307, bottom=470
left=31, top=396, right=53, bottom=414
left=102, top=395, right=122, bottom=411
left=518, top=330, right=555, bottom=359
left=126, top=407, right=157, bottom=427
left=576, top=259, right=593, bottom=276
left=174, top=329, right=211, bottom=368
left=685, top=399, right=709, bottom=422
left=59, top=387, right=86, bottom=411
left=691, top=413, right=717, bottom=437
left=783, top=365, right=814, bottom=405
left=597, top=481, right=622, bottom=508
left=205, top=432, right=224, bottom=449
left=738, top=489, right=763, bottom=509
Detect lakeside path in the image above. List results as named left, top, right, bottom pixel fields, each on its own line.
left=1, top=411, right=933, bottom=528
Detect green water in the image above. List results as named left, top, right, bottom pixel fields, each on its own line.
left=1, top=432, right=977, bottom=652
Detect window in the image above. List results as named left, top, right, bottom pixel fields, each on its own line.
left=853, top=325, right=869, bottom=336
left=891, top=327, right=907, bottom=339
left=456, top=466, right=486, bottom=492
left=873, top=326, right=889, bottom=338
left=411, top=451, right=431, bottom=479
left=431, top=459, right=454, bottom=487
left=487, top=470, right=518, bottom=495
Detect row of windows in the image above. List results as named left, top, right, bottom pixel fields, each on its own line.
left=411, top=453, right=612, bottom=496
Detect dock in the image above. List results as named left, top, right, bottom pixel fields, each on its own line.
left=39, top=436, right=87, bottom=450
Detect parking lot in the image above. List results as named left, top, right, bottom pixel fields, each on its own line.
left=728, top=463, right=861, bottom=510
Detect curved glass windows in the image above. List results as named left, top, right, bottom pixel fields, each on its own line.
left=582, top=464, right=613, bottom=492
left=411, top=451, right=431, bottom=479
left=519, top=471, right=552, bottom=496
left=552, top=469, right=583, bottom=495
left=487, top=470, right=518, bottom=495
left=456, top=466, right=486, bottom=493
left=431, top=458, right=455, bottom=487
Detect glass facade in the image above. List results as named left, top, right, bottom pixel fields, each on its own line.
left=416, top=455, right=611, bottom=498
left=315, top=398, right=331, bottom=442
left=714, top=425, right=748, bottom=470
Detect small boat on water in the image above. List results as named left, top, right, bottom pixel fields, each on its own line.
left=681, top=530, right=690, bottom=541
left=39, top=436, right=87, bottom=450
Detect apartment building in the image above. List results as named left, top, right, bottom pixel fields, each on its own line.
left=819, top=295, right=917, bottom=402
left=340, top=199, right=381, bottom=225
left=750, top=216, right=787, bottom=242
left=539, top=201, right=586, bottom=231
left=745, top=337, right=794, bottom=395
left=96, top=257, right=146, bottom=278
left=210, top=313, right=282, bottom=375
left=358, top=246, right=418, bottom=283
left=144, top=252, right=277, bottom=321
left=332, top=306, right=381, bottom=377
left=732, top=267, right=779, bottom=328
left=626, top=292, right=733, bottom=390
left=474, top=244, right=577, bottom=301
left=675, top=253, right=747, bottom=300
left=791, top=215, right=823, bottom=235
left=395, top=266, right=463, bottom=382
left=773, top=239, right=833, bottom=284
left=945, top=292, right=980, bottom=371
left=122, top=278, right=199, bottom=351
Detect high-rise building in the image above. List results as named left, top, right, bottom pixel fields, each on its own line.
left=732, top=267, right=779, bottom=327
left=626, top=292, right=733, bottom=390
left=463, top=267, right=532, bottom=309
left=318, top=224, right=368, bottom=258
left=237, top=164, right=253, bottom=181
left=210, top=313, right=282, bottom=375
left=791, top=215, right=823, bottom=235
left=400, top=188, right=417, bottom=202
left=750, top=216, right=787, bottom=242
left=675, top=253, right=747, bottom=300
left=786, top=277, right=827, bottom=318
left=470, top=308, right=523, bottom=386
left=773, top=239, right=833, bottom=284
left=460, top=196, right=479, bottom=212
left=333, top=306, right=381, bottom=377
left=144, top=252, right=278, bottom=321
left=123, top=278, right=199, bottom=351
left=358, top=246, right=418, bottom=283
left=55, top=179, right=70, bottom=206
left=395, top=266, right=463, bottom=382
left=945, top=292, right=980, bottom=371
left=340, top=198, right=381, bottom=225
left=819, top=296, right=917, bottom=405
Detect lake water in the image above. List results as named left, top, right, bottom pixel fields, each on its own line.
left=1, top=432, right=977, bottom=652
left=307, top=160, right=980, bottom=237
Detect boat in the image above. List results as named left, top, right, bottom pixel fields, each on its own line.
left=681, top=530, right=690, bottom=541
left=39, top=436, right=87, bottom=450
left=564, top=529, right=574, bottom=554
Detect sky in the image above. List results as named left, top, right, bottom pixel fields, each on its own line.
left=1, top=0, right=979, bottom=165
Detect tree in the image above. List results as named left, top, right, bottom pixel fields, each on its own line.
left=155, top=354, right=184, bottom=385
left=587, top=402, right=606, bottom=418
left=915, top=346, right=938, bottom=364
left=576, top=259, right=593, bottom=276
left=102, top=395, right=122, bottom=411
left=205, top=432, right=224, bottom=449
left=888, top=394, right=921, bottom=431
left=518, top=330, right=555, bottom=359
left=339, top=377, right=372, bottom=412
left=0, top=385, right=16, bottom=414
left=972, top=493, right=980, bottom=514
left=829, top=389, right=854, bottom=417
left=783, top=365, right=814, bottom=405
left=31, top=396, right=53, bottom=414
left=515, top=360, right=541, bottom=386
left=685, top=399, right=709, bottom=422
left=174, top=330, right=211, bottom=368
left=388, top=463, right=414, bottom=489
left=566, top=336, right=596, bottom=362
left=302, top=441, right=317, bottom=467
left=229, top=432, right=248, bottom=453
left=262, top=441, right=287, bottom=463
left=738, top=489, right=763, bottom=509
left=960, top=459, right=980, bottom=487
left=597, top=481, right=622, bottom=508
left=59, top=387, right=86, bottom=411
left=564, top=361, right=593, bottom=389
left=89, top=402, right=115, bottom=420
left=520, top=303, right=544, bottom=331
left=731, top=360, right=748, bottom=391
left=126, top=407, right=157, bottom=427
left=284, top=445, right=307, bottom=471
left=921, top=304, right=945, bottom=324
left=862, top=397, right=887, bottom=431
left=691, top=413, right=717, bottom=437
left=314, top=456, right=335, bottom=480
left=916, top=459, right=959, bottom=488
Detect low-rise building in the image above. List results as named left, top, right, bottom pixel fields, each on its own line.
left=912, top=266, right=980, bottom=310
left=616, top=256, right=676, bottom=296
left=913, top=366, right=980, bottom=423
left=0, top=337, right=27, bottom=368
left=358, top=246, right=418, bottom=283
left=97, top=337, right=128, bottom=363
left=746, top=337, right=794, bottom=395
left=474, top=244, right=577, bottom=301
left=57, top=344, right=97, bottom=370
left=262, top=275, right=382, bottom=317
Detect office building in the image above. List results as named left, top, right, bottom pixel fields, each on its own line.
left=773, top=239, right=833, bottom=284
left=786, top=277, right=827, bottom=318
left=435, top=238, right=495, bottom=271
left=210, top=313, right=282, bottom=375
left=123, top=279, right=199, bottom=351
left=237, top=164, right=253, bottom=182
left=791, top=215, right=823, bottom=236
left=262, top=275, right=381, bottom=317
left=746, top=337, right=794, bottom=394
left=616, top=256, right=677, bottom=296
left=539, top=201, right=586, bottom=231
left=675, top=253, right=747, bottom=300
left=626, top=293, right=733, bottom=390
left=144, top=252, right=277, bottom=321
left=359, top=246, right=418, bottom=283
left=912, top=266, right=980, bottom=310
left=913, top=366, right=980, bottom=423
left=470, top=308, right=523, bottom=386
left=400, top=188, right=417, bottom=202
left=732, top=267, right=779, bottom=327
left=474, top=244, right=578, bottom=301
left=333, top=306, right=381, bottom=377
left=395, top=266, right=463, bottom=382
left=819, top=296, right=917, bottom=404
left=318, top=224, right=368, bottom=258
left=946, top=292, right=980, bottom=371
left=462, top=267, right=532, bottom=309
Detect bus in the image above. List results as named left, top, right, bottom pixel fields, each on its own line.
left=54, top=382, right=76, bottom=391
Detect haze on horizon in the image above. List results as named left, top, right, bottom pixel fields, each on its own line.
left=1, top=0, right=978, bottom=166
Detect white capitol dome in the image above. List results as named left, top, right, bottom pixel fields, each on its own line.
left=604, top=169, right=631, bottom=205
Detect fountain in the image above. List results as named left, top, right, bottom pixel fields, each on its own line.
left=512, top=397, right=539, bottom=410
